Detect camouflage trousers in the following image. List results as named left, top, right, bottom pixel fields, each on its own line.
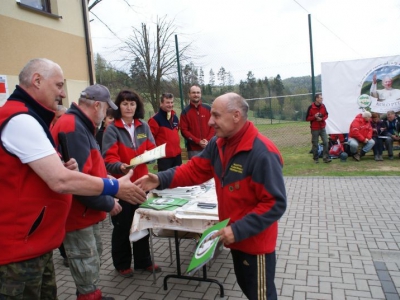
left=63, top=224, right=103, bottom=295
left=0, top=252, right=57, bottom=300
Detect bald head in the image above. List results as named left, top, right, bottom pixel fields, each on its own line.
left=17, top=58, right=66, bottom=111
left=19, top=58, right=62, bottom=88
left=208, top=92, right=249, bottom=138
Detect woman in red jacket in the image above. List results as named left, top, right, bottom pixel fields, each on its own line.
left=102, top=89, right=160, bottom=277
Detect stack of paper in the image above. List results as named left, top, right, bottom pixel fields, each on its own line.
left=175, top=201, right=219, bottom=220
left=140, top=196, right=188, bottom=211
left=152, top=186, right=206, bottom=199
left=179, top=202, right=218, bottom=216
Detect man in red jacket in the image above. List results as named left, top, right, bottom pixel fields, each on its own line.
left=135, top=92, right=287, bottom=300
left=0, top=58, right=146, bottom=300
left=51, top=84, right=122, bottom=300
left=348, top=111, right=375, bottom=161
left=180, top=85, right=215, bottom=159
left=306, top=94, right=331, bottom=163
left=148, top=92, right=182, bottom=170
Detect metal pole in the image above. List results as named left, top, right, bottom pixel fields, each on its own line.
left=81, top=0, right=94, bottom=85
left=175, top=35, right=184, bottom=111
left=308, top=14, right=315, bottom=102
left=268, top=85, right=272, bottom=125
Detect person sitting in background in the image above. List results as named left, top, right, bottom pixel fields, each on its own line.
left=348, top=111, right=375, bottom=161
left=382, top=110, right=400, bottom=160
left=96, top=107, right=114, bottom=151
left=148, top=92, right=182, bottom=171
left=370, top=112, right=386, bottom=161
left=102, top=89, right=160, bottom=278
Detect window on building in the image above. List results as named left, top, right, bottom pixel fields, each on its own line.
left=18, top=0, right=51, bottom=13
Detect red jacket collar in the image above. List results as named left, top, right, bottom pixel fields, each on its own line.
left=114, top=118, right=143, bottom=128
left=216, top=121, right=257, bottom=153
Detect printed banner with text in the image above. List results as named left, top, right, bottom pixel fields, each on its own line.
left=322, top=55, right=400, bottom=134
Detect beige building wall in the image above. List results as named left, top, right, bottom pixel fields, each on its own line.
left=0, top=0, right=94, bottom=107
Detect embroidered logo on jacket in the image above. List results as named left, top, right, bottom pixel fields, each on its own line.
left=137, top=133, right=147, bottom=139
left=229, top=163, right=243, bottom=173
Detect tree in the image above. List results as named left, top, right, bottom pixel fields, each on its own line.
left=182, top=62, right=199, bottom=103
left=209, top=69, right=215, bottom=86
left=119, top=16, right=190, bottom=113
left=217, top=67, right=226, bottom=87
left=198, top=67, right=204, bottom=86
left=272, top=74, right=285, bottom=115
left=239, top=71, right=257, bottom=100
left=95, top=53, right=132, bottom=96
left=226, top=72, right=234, bottom=89
left=130, top=57, right=147, bottom=91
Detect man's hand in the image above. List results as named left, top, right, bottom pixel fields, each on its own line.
left=134, top=173, right=160, bottom=192
left=199, top=139, right=208, bottom=149
left=116, top=169, right=146, bottom=204
left=373, top=72, right=377, bottom=84
left=109, top=199, right=122, bottom=216
left=212, top=226, right=235, bottom=245
left=120, top=163, right=131, bottom=175
left=64, top=158, right=79, bottom=171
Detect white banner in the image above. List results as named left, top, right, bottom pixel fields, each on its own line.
left=322, top=55, right=400, bottom=134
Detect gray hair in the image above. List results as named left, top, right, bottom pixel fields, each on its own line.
left=56, top=105, right=67, bottom=112
left=225, top=93, right=249, bottom=119
left=19, top=58, right=61, bottom=87
left=387, top=110, right=395, bottom=116
left=362, top=111, right=372, bottom=118
left=78, top=97, right=97, bottom=107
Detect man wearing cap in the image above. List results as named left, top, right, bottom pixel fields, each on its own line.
left=51, top=84, right=120, bottom=300
left=0, top=58, right=146, bottom=299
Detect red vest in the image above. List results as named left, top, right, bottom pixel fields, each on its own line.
left=0, top=90, right=71, bottom=264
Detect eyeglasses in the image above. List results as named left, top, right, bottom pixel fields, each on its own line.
left=162, top=93, right=174, bottom=99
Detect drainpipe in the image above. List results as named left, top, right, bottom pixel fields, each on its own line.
left=81, top=0, right=94, bottom=85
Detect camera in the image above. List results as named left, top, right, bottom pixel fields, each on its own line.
left=317, top=113, right=322, bottom=118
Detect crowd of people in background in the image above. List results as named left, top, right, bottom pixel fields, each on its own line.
left=310, top=106, right=400, bottom=163
left=345, top=110, right=400, bottom=162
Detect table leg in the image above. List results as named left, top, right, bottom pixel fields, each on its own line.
left=163, top=230, right=225, bottom=298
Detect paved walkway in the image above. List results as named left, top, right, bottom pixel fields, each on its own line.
left=55, top=177, right=400, bottom=300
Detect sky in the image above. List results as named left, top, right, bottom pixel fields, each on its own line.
left=88, top=0, right=400, bottom=83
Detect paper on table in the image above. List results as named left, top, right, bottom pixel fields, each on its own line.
left=127, top=143, right=166, bottom=168
left=176, top=202, right=218, bottom=216
left=152, top=186, right=206, bottom=199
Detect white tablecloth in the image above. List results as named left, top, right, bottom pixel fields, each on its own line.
left=131, top=187, right=219, bottom=234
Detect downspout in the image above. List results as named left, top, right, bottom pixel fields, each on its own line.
left=81, top=0, right=94, bottom=85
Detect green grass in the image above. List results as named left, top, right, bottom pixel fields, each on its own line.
left=281, top=145, right=400, bottom=176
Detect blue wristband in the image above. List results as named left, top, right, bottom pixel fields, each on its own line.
left=101, top=178, right=119, bottom=196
